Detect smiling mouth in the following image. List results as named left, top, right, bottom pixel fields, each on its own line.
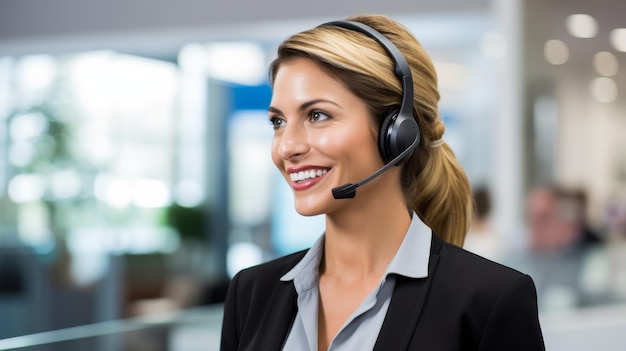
left=289, top=168, right=329, bottom=183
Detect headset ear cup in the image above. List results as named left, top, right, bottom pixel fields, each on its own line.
left=378, top=110, right=397, bottom=164
left=379, top=111, right=420, bottom=165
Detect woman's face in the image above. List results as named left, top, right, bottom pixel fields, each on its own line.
left=269, top=58, right=384, bottom=216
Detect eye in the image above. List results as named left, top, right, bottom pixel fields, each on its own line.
left=268, top=116, right=285, bottom=130
left=309, top=110, right=331, bottom=123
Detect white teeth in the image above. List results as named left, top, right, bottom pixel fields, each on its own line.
left=290, top=169, right=328, bottom=182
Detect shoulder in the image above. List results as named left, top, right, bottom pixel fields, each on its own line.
left=426, top=239, right=544, bottom=349
left=431, top=238, right=538, bottom=308
left=221, top=250, right=307, bottom=349
left=438, top=239, right=529, bottom=285
left=224, top=250, right=306, bottom=319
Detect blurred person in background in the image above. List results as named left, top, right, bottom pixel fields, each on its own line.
left=506, top=185, right=608, bottom=311
left=463, top=186, right=504, bottom=261
left=527, top=186, right=582, bottom=252
left=603, top=193, right=626, bottom=303
left=569, top=189, right=603, bottom=247
left=606, top=193, right=626, bottom=243
left=220, top=14, right=544, bottom=351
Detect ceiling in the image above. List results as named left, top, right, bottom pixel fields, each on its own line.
left=0, top=0, right=489, bottom=58
left=525, top=0, right=626, bottom=81
left=0, top=0, right=623, bottom=96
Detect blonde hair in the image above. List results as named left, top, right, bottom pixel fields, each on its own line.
left=269, top=14, right=473, bottom=246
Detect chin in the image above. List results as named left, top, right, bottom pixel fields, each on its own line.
left=293, top=195, right=333, bottom=217
left=293, top=204, right=325, bottom=217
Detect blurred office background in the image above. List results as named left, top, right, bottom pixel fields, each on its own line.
left=1, top=0, right=626, bottom=350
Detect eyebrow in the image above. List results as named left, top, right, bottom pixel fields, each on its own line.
left=268, top=99, right=340, bottom=115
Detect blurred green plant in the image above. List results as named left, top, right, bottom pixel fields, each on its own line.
left=164, top=203, right=210, bottom=243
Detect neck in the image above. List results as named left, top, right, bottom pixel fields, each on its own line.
left=322, top=189, right=411, bottom=278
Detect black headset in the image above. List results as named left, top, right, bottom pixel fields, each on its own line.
left=320, top=20, right=420, bottom=164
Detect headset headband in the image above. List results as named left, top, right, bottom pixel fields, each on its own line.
left=319, top=20, right=414, bottom=121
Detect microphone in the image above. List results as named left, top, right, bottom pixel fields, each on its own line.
left=331, top=136, right=419, bottom=199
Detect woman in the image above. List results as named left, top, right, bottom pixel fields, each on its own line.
left=221, top=14, right=545, bottom=351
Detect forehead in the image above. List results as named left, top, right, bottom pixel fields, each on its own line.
left=273, top=58, right=339, bottom=86
left=270, top=58, right=354, bottom=106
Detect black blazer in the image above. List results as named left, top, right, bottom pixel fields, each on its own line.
left=221, top=234, right=545, bottom=350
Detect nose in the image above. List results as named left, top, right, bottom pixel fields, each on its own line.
left=276, top=124, right=309, bottom=161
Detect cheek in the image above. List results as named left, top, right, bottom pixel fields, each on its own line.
left=317, top=126, right=379, bottom=163
left=316, top=132, right=357, bottom=164
left=315, top=132, right=339, bottom=152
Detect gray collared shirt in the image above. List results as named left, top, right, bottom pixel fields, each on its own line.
left=280, top=212, right=432, bottom=350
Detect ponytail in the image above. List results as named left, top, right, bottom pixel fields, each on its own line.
left=404, top=140, right=473, bottom=247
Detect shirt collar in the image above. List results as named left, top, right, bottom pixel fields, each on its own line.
left=280, top=211, right=432, bottom=290
left=280, top=234, right=324, bottom=293
left=385, top=211, right=431, bottom=279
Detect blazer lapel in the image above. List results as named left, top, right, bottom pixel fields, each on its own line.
left=246, top=280, right=298, bottom=351
left=373, top=233, right=443, bottom=351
